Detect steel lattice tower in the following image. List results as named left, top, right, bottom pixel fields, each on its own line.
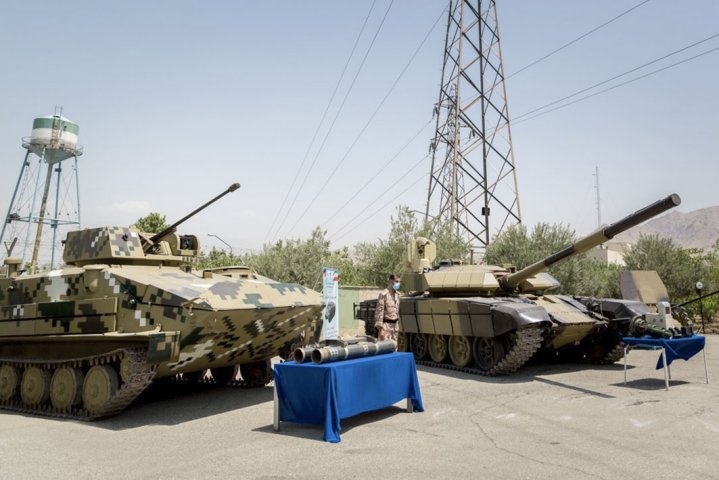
left=425, top=0, right=521, bottom=249
left=0, top=113, right=83, bottom=272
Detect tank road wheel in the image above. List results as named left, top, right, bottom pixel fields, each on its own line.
left=397, top=332, right=408, bottom=352
left=21, top=366, right=51, bottom=406
left=448, top=336, right=472, bottom=368
left=83, top=366, right=119, bottom=414
left=410, top=334, right=429, bottom=361
left=240, top=360, right=273, bottom=387
left=50, top=367, right=83, bottom=410
left=0, top=365, right=19, bottom=402
left=428, top=334, right=448, bottom=363
left=119, top=355, right=134, bottom=383
left=473, top=337, right=507, bottom=372
left=211, top=366, right=236, bottom=386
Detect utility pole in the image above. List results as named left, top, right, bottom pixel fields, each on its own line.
left=426, top=0, right=521, bottom=253
left=594, top=165, right=601, bottom=227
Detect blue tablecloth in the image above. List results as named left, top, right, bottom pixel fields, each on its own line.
left=273, top=352, right=424, bottom=443
left=623, top=336, right=706, bottom=369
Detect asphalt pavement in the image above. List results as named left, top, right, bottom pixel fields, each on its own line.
left=1, top=335, right=717, bottom=480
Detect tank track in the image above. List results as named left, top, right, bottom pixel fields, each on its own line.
left=0, top=348, right=155, bottom=421
left=592, top=340, right=626, bottom=365
left=415, top=327, right=544, bottom=377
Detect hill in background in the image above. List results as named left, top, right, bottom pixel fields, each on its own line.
left=614, top=205, right=719, bottom=251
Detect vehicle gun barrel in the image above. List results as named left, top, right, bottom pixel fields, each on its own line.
left=501, top=193, right=681, bottom=290
left=149, top=182, right=240, bottom=243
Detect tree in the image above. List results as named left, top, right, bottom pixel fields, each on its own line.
left=134, top=212, right=168, bottom=233
left=353, top=206, right=472, bottom=287
left=484, top=223, right=621, bottom=297
left=623, top=234, right=717, bottom=318
left=198, top=227, right=361, bottom=289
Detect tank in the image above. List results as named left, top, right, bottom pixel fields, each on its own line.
left=0, top=183, right=323, bottom=419
left=357, top=194, right=681, bottom=375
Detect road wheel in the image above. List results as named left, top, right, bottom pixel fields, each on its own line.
left=240, top=360, right=273, bottom=387
left=50, top=367, right=83, bottom=410
left=448, top=336, right=472, bottom=368
left=83, top=366, right=118, bottom=414
left=473, top=336, right=506, bottom=372
left=428, top=334, right=448, bottom=363
left=21, top=366, right=51, bottom=405
left=410, top=333, right=429, bottom=361
left=0, top=364, right=19, bottom=402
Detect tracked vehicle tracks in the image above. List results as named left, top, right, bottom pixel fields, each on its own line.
left=415, top=327, right=544, bottom=377
left=0, top=348, right=155, bottom=420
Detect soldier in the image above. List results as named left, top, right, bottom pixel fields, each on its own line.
left=375, top=273, right=401, bottom=342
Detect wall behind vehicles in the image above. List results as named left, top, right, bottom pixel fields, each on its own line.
left=336, top=286, right=382, bottom=337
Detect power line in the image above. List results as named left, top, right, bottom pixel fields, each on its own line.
left=282, top=4, right=447, bottom=239
left=270, top=0, right=396, bottom=242
left=262, top=0, right=379, bottom=243
left=330, top=152, right=430, bottom=242
left=322, top=118, right=433, bottom=229
left=515, top=45, right=719, bottom=125
left=332, top=168, right=429, bottom=244
left=513, top=33, right=719, bottom=124
left=507, top=0, right=651, bottom=79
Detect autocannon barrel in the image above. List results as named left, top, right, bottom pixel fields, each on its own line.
left=149, top=182, right=240, bottom=243
left=501, top=194, right=681, bottom=290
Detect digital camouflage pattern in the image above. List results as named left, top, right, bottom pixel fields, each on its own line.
left=0, top=185, right=324, bottom=419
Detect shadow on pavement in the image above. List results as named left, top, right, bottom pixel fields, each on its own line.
left=253, top=406, right=407, bottom=443
left=417, top=359, right=630, bottom=385
left=533, top=377, right=616, bottom=398
left=90, top=383, right=274, bottom=430
left=611, top=378, right=689, bottom=390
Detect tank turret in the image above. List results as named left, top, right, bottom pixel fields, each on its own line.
left=63, top=183, right=240, bottom=268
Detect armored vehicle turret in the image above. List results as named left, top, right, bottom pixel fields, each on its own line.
left=0, top=184, right=323, bottom=419
left=360, top=194, right=680, bottom=375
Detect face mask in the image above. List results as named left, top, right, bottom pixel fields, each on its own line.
left=392, top=282, right=400, bottom=291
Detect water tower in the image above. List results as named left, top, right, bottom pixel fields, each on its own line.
left=0, top=112, right=83, bottom=272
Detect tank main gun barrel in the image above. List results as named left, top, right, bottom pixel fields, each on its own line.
left=149, top=183, right=240, bottom=243
left=501, top=194, right=681, bottom=290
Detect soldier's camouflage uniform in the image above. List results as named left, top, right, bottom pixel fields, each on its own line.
left=374, top=288, right=400, bottom=342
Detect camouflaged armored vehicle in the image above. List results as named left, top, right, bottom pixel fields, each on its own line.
left=358, top=194, right=680, bottom=375
left=0, top=184, right=323, bottom=419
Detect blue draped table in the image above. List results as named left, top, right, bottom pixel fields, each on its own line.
left=273, top=352, right=424, bottom=443
left=622, top=336, right=708, bottom=390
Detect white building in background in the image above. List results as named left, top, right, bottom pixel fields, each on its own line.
left=588, top=242, right=630, bottom=266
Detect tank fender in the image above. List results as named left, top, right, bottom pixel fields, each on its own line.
left=492, top=303, right=551, bottom=337
left=576, top=297, right=650, bottom=322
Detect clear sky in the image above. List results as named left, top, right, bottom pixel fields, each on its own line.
left=0, top=0, right=717, bottom=258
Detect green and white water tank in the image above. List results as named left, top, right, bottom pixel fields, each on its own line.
left=24, top=115, right=82, bottom=162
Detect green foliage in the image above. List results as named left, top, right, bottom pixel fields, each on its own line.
left=134, top=212, right=168, bottom=233
left=484, top=223, right=621, bottom=297
left=196, top=247, right=242, bottom=269
left=353, top=206, right=471, bottom=287
left=197, top=228, right=361, bottom=289
left=623, top=234, right=718, bottom=318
